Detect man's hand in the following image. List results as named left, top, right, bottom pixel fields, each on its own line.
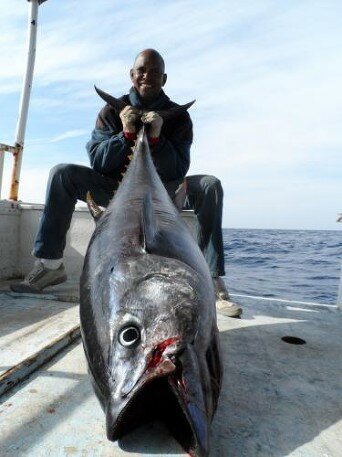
left=141, top=111, right=163, bottom=138
left=119, top=106, right=140, bottom=133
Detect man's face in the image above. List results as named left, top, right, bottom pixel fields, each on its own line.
left=130, top=52, right=167, bottom=103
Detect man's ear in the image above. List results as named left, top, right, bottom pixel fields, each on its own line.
left=162, top=73, right=167, bottom=86
left=130, top=69, right=134, bottom=82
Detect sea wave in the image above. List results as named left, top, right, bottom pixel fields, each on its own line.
left=223, top=229, right=342, bottom=304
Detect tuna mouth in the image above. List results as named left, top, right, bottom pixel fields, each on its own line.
left=106, top=340, right=209, bottom=455
left=107, top=370, right=205, bottom=456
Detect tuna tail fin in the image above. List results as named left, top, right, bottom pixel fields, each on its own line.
left=156, top=100, right=196, bottom=120
left=141, top=192, right=158, bottom=252
left=94, top=85, right=128, bottom=113
left=95, top=85, right=195, bottom=119
left=86, top=191, right=105, bottom=221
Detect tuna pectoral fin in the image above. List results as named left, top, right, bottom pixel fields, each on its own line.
left=86, top=191, right=104, bottom=221
left=141, top=192, right=158, bottom=252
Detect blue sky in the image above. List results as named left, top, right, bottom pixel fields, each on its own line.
left=0, top=0, right=341, bottom=229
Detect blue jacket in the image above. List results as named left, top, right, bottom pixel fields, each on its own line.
left=86, top=88, right=193, bottom=184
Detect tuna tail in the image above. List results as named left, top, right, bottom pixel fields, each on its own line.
left=155, top=100, right=195, bottom=120
left=94, top=85, right=195, bottom=119
left=94, top=86, right=127, bottom=113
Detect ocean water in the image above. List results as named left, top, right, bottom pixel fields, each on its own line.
left=223, top=229, right=342, bottom=304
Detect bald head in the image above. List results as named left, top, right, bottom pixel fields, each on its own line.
left=130, top=49, right=167, bottom=103
left=133, top=49, right=165, bottom=73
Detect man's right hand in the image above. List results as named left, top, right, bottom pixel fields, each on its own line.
left=119, top=106, right=140, bottom=133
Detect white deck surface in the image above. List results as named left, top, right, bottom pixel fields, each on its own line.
left=0, top=295, right=341, bottom=456
left=0, top=279, right=80, bottom=395
left=0, top=296, right=77, bottom=378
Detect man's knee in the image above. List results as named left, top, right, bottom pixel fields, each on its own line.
left=185, top=174, right=223, bottom=210
left=47, top=163, right=84, bottom=200
left=49, top=163, right=86, bottom=191
left=49, top=163, right=78, bottom=181
left=200, top=175, right=223, bottom=198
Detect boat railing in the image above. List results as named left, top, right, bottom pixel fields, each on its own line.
left=0, top=143, right=22, bottom=201
left=0, top=0, right=43, bottom=201
left=0, top=200, right=197, bottom=281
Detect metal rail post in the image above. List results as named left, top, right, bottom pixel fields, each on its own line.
left=0, top=143, right=21, bottom=199
left=8, top=0, right=40, bottom=200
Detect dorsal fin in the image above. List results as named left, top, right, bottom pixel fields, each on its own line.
left=141, top=190, right=189, bottom=262
left=141, top=192, right=158, bottom=252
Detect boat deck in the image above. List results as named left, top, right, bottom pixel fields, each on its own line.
left=0, top=280, right=341, bottom=456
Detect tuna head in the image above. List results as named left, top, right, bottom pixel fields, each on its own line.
left=82, top=254, right=219, bottom=457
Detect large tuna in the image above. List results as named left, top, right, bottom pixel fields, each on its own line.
left=80, top=124, right=223, bottom=457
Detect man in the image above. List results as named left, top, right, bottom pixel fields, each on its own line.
left=11, top=49, right=242, bottom=318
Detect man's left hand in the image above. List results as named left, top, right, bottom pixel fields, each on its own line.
left=141, top=111, right=163, bottom=138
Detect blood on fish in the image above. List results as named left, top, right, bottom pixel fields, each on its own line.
left=145, top=337, right=179, bottom=371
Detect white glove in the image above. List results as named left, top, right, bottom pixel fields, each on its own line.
left=141, top=111, right=163, bottom=138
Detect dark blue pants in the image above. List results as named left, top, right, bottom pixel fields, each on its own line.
left=33, top=164, right=225, bottom=277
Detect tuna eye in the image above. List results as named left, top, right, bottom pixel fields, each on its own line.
left=118, top=326, right=141, bottom=347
